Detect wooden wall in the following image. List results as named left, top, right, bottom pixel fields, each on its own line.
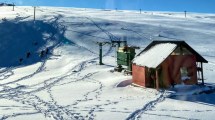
left=160, top=55, right=197, bottom=88
left=132, top=64, right=146, bottom=87
left=132, top=55, right=197, bottom=88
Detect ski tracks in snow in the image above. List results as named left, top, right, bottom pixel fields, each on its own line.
left=0, top=15, right=73, bottom=120
left=0, top=86, right=77, bottom=120
left=0, top=57, right=87, bottom=120
left=1, top=111, right=40, bottom=120
left=126, top=90, right=168, bottom=120
left=0, top=68, right=14, bottom=81
left=0, top=12, right=117, bottom=120
left=0, top=60, right=46, bottom=86
left=66, top=76, right=104, bottom=120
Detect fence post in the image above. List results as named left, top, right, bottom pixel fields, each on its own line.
left=99, top=43, right=103, bottom=65
left=12, top=3, right=14, bottom=11
left=34, top=6, right=36, bottom=21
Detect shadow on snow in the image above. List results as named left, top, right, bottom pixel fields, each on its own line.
left=0, top=18, right=73, bottom=67
left=169, top=84, right=215, bottom=106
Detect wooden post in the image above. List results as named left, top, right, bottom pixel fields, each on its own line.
left=184, top=11, right=187, bottom=18
left=12, top=3, right=14, bottom=11
left=156, top=69, right=159, bottom=90
left=34, top=6, right=36, bottom=21
left=201, top=62, right=204, bottom=85
left=99, top=43, right=103, bottom=65
left=140, top=9, right=142, bottom=14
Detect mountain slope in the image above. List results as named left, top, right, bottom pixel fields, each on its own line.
left=0, top=6, right=215, bottom=120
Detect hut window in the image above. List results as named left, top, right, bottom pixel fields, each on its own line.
left=180, top=67, right=190, bottom=81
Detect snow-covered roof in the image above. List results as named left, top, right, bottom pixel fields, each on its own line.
left=133, top=43, right=177, bottom=68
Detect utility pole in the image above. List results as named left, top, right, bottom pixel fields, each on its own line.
left=34, top=6, right=36, bottom=21
left=184, top=10, right=187, bottom=18
left=96, top=42, right=111, bottom=65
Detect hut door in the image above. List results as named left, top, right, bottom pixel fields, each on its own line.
left=148, top=68, right=156, bottom=88
left=180, top=67, right=190, bottom=83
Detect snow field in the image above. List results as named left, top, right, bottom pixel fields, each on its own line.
left=0, top=6, right=215, bottom=120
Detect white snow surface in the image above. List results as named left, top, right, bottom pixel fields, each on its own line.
left=0, top=6, right=215, bottom=120
left=133, top=43, right=177, bottom=68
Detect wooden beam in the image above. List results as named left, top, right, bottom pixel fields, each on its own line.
left=201, top=62, right=204, bottom=85
left=156, top=69, right=159, bottom=90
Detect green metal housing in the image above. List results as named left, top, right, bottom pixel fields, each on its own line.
left=117, top=47, right=136, bottom=71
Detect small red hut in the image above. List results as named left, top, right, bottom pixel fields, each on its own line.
left=132, top=41, right=208, bottom=89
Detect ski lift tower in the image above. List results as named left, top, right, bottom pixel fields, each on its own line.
left=96, top=42, right=111, bottom=65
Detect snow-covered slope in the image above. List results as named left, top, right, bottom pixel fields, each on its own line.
left=0, top=6, right=215, bottom=120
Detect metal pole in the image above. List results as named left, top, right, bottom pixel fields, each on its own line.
left=117, top=42, right=120, bottom=48
left=184, top=11, right=187, bottom=18
left=34, top=6, right=36, bottom=21
left=140, top=9, right=141, bottom=14
left=99, top=43, right=103, bottom=65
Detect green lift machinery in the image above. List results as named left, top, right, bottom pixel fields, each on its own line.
left=116, top=46, right=136, bottom=73
left=96, top=40, right=138, bottom=74
left=112, top=40, right=137, bottom=73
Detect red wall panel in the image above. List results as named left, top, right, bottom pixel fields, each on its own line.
left=132, top=64, right=146, bottom=87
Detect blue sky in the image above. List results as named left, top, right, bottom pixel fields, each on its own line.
left=1, top=0, right=215, bottom=13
